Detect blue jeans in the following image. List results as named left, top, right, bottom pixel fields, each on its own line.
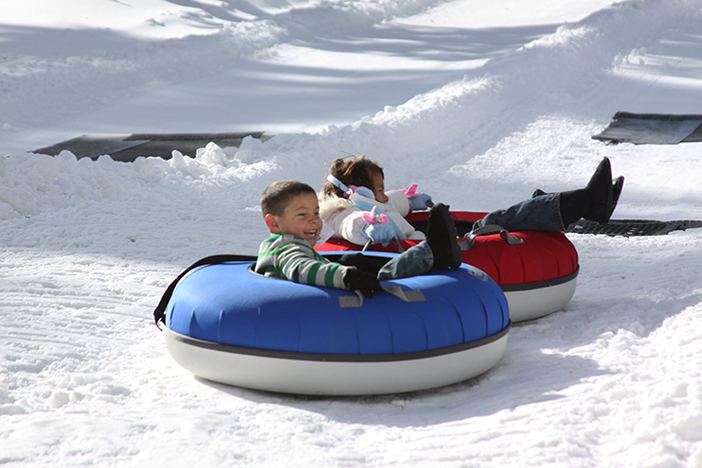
left=378, top=241, right=434, bottom=280
left=472, top=192, right=565, bottom=232
left=378, top=192, right=564, bottom=279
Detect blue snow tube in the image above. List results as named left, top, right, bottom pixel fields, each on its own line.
left=159, top=252, right=511, bottom=395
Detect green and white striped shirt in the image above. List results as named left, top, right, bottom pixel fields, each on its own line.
left=255, top=234, right=350, bottom=289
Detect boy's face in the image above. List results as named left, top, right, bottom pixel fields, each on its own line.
left=265, top=192, right=323, bottom=247
left=369, top=171, right=389, bottom=204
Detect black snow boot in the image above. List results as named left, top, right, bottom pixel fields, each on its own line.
left=534, top=176, right=624, bottom=225
left=425, top=203, right=462, bottom=270
left=559, top=157, right=616, bottom=227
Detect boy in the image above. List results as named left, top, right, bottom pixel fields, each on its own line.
left=255, top=181, right=461, bottom=298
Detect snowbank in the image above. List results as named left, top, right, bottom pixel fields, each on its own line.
left=1, top=0, right=702, bottom=466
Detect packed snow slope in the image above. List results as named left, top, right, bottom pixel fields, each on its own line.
left=2, top=0, right=702, bottom=467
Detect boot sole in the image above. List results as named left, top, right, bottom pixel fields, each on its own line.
left=610, top=176, right=624, bottom=218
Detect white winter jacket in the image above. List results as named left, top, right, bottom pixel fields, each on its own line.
left=319, top=190, right=426, bottom=246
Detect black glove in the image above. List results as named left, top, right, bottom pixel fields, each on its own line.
left=343, top=268, right=381, bottom=298
left=337, top=253, right=388, bottom=276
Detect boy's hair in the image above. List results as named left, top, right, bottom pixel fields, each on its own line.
left=322, top=154, right=384, bottom=198
left=261, top=181, right=317, bottom=217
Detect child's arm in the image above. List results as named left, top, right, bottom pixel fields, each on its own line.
left=338, top=210, right=378, bottom=245
left=256, top=235, right=381, bottom=297
left=256, top=235, right=349, bottom=289
left=395, top=186, right=433, bottom=213
left=320, top=193, right=425, bottom=244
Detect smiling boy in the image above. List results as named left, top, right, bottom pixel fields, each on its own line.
left=255, top=181, right=382, bottom=296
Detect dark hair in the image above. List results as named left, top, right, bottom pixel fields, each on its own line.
left=322, top=154, right=384, bottom=197
left=261, top=181, right=316, bottom=217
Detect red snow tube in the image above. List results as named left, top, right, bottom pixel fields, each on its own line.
left=316, top=211, right=579, bottom=322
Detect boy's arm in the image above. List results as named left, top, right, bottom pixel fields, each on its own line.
left=257, top=235, right=382, bottom=297
left=256, top=235, right=350, bottom=289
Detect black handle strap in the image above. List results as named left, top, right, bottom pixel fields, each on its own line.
left=153, top=254, right=257, bottom=327
left=458, top=225, right=524, bottom=251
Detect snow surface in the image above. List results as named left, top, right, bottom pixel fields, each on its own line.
left=2, top=0, right=702, bottom=466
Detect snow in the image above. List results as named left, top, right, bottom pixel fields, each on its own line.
left=2, top=0, right=702, bottom=466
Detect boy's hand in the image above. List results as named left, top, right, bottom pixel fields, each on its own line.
left=343, top=268, right=381, bottom=298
